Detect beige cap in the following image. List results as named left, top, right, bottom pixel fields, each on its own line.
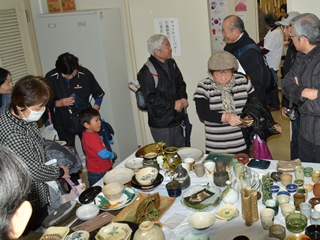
left=208, top=51, right=238, bottom=71
left=275, top=11, right=300, bottom=26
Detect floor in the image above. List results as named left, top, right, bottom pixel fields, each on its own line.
left=267, top=92, right=291, bottom=160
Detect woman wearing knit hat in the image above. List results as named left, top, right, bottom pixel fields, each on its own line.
left=194, top=51, right=255, bottom=154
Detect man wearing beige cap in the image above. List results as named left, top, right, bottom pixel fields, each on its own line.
left=276, top=11, right=301, bottom=160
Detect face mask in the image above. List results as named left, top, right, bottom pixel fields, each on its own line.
left=20, top=106, right=46, bottom=122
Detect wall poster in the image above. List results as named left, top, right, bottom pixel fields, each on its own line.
left=154, top=18, right=181, bottom=56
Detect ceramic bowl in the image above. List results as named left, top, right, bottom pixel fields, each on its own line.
left=188, top=212, right=215, bottom=230
left=284, top=233, right=311, bottom=240
left=271, top=185, right=280, bottom=193
left=281, top=203, right=296, bottom=217
left=103, top=167, right=135, bottom=186
left=309, top=197, right=320, bottom=208
left=277, top=191, right=290, bottom=197
left=304, top=184, right=314, bottom=193
left=125, top=157, right=143, bottom=171
left=102, top=182, right=124, bottom=201
left=305, top=224, right=320, bottom=240
left=96, top=222, right=132, bottom=240
left=65, top=230, right=90, bottom=240
left=181, top=232, right=209, bottom=240
left=276, top=195, right=290, bottom=206
left=76, top=204, right=99, bottom=221
left=135, top=167, right=158, bottom=186
left=177, top=147, right=204, bottom=162
left=271, top=171, right=283, bottom=183
left=286, top=183, right=298, bottom=193
left=304, top=167, right=313, bottom=177
left=234, top=153, right=249, bottom=165
left=294, top=179, right=305, bottom=187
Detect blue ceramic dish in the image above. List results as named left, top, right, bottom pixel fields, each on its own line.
left=277, top=190, right=290, bottom=196
left=271, top=185, right=280, bottom=193
left=286, top=183, right=298, bottom=193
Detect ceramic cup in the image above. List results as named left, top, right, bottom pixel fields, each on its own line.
left=143, top=152, right=160, bottom=170
left=304, top=167, right=313, bottom=177
left=281, top=203, right=295, bottom=217
left=215, top=161, right=227, bottom=172
left=280, top=173, right=292, bottom=187
left=300, top=202, right=312, bottom=220
left=271, top=171, right=283, bottom=183
left=293, top=193, right=306, bottom=211
left=204, top=162, right=215, bottom=181
left=233, top=163, right=246, bottom=179
left=294, top=166, right=305, bottom=180
left=269, top=224, right=286, bottom=240
left=312, top=170, right=320, bottom=184
left=311, top=211, right=320, bottom=225
left=260, top=208, right=275, bottom=230
left=314, top=203, right=320, bottom=212
left=305, top=224, right=320, bottom=240
left=286, top=213, right=307, bottom=233
left=183, top=158, right=195, bottom=171
left=166, top=180, right=181, bottom=198
left=194, top=163, right=205, bottom=178
left=213, top=170, right=229, bottom=187
left=276, top=195, right=290, bottom=207
left=181, top=163, right=190, bottom=172
left=265, top=199, right=279, bottom=216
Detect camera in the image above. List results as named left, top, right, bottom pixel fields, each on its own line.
left=285, top=107, right=298, bottom=121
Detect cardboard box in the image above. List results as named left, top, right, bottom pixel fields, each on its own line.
left=47, top=0, right=76, bottom=13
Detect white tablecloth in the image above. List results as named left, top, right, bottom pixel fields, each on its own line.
left=96, top=153, right=316, bottom=240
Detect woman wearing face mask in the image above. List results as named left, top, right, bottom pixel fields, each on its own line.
left=0, top=75, right=70, bottom=234
left=0, top=67, right=13, bottom=114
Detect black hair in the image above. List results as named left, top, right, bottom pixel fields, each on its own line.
left=79, top=107, right=100, bottom=127
left=0, top=68, right=11, bottom=86
left=264, top=12, right=279, bottom=29
left=55, top=52, right=80, bottom=74
left=280, top=4, right=287, bottom=13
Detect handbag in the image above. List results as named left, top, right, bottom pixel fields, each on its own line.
left=250, top=134, right=273, bottom=160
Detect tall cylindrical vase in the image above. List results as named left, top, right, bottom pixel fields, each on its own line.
left=262, top=173, right=272, bottom=205
left=240, top=188, right=259, bottom=226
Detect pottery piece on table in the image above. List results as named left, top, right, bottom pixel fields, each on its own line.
left=181, top=232, right=210, bottom=240
left=173, top=164, right=191, bottom=190
left=65, top=231, right=90, bottom=240
left=234, top=153, right=249, bottom=165
left=96, top=222, right=132, bottom=240
left=313, top=183, right=320, bottom=198
left=240, top=188, right=259, bottom=226
left=309, top=197, right=320, bottom=208
left=188, top=212, right=215, bottom=230
left=271, top=171, right=283, bottom=183
left=304, top=184, right=313, bottom=193
left=133, top=221, right=164, bottom=240
left=262, top=173, right=272, bottom=205
left=163, top=147, right=182, bottom=171
left=222, top=180, right=239, bottom=204
left=251, top=173, right=262, bottom=193
left=215, top=203, right=239, bottom=221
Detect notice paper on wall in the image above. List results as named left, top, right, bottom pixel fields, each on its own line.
left=154, top=18, right=181, bottom=56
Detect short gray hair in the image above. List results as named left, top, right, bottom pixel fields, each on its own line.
left=147, top=34, right=168, bottom=56
left=291, top=13, right=320, bottom=45
left=224, top=15, right=245, bottom=33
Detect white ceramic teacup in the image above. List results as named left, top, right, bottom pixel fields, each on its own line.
left=203, top=162, right=215, bottom=181
left=183, top=158, right=195, bottom=171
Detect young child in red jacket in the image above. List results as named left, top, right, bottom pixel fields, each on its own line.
left=79, top=107, right=115, bottom=186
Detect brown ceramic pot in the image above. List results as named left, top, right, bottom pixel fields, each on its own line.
left=313, top=183, right=320, bottom=198
left=309, top=197, right=320, bottom=208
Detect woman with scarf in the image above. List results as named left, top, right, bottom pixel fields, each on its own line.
left=194, top=51, right=254, bottom=154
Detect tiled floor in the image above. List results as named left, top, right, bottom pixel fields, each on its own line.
left=267, top=92, right=291, bottom=160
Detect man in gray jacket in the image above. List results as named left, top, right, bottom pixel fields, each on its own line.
left=282, top=13, right=320, bottom=163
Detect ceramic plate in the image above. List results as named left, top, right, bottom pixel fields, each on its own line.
left=177, top=147, right=204, bottom=162
left=95, top=222, right=132, bottom=240
left=112, top=193, right=175, bottom=223
left=135, top=142, right=166, bottom=158
left=181, top=185, right=222, bottom=212
left=40, top=226, right=70, bottom=240
left=94, top=186, right=137, bottom=211
left=215, top=203, right=239, bottom=221
left=181, top=232, right=210, bottom=240
left=79, top=186, right=102, bottom=204
left=131, top=173, right=164, bottom=192
left=103, top=168, right=135, bottom=185
left=125, top=157, right=143, bottom=171
left=65, top=231, right=90, bottom=240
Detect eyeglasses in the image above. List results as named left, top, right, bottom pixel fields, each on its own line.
left=213, top=70, right=233, bottom=77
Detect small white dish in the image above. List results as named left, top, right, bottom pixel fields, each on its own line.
left=76, top=204, right=99, bottom=221
left=125, top=157, right=143, bottom=171
left=65, top=230, right=90, bottom=240
left=188, top=212, right=215, bottom=230
left=103, top=168, right=135, bottom=185
left=181, top=232, right=209, bottom=240
left=215, top=203, right=239, bottom=221
left=95, top=222, right=132, bottom=240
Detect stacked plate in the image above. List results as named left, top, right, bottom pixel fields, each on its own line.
left=215, top=203, right=239, bottom=221
left=131, top=173, right=164, bottom=192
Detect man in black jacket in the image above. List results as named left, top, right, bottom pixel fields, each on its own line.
left=137, top=34, right=188, bottom=147
left=222, top=15, right=269, bottom=104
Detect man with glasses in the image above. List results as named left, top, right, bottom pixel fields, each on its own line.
left=282, top=13, right=320, bottom=163
left=222, top=15, right=270, bottom=104
left=276, top=11, right=301, bottom=160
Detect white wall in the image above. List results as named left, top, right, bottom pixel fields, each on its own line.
left=287, top=0, right=320, bottom=17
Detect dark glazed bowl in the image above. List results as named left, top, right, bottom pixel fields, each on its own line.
left=305, top=224, right=320, bottom=240
left=271, top=171, right=283, bottom=183
left=309, top=197, right=320, bottom=208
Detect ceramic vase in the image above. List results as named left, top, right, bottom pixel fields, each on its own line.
left=133, top=221, right=165, bottom=240
left=262, top=173, right=272, bottom=205
left=313, top=183, right=320, bottom=198
left=173, top=164, right=191, bottom=190
left=240, top=188, right=259, bottom=226
left=222, top=180, right=239, bottom=204
left=251, top=173, right=262, bottom=193
left=233, top=173, right=248, bottom=192
left=162, top=147, right=182, bottom=171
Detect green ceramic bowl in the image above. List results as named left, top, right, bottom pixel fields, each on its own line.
left=304, top=167, right=313, bottom=177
